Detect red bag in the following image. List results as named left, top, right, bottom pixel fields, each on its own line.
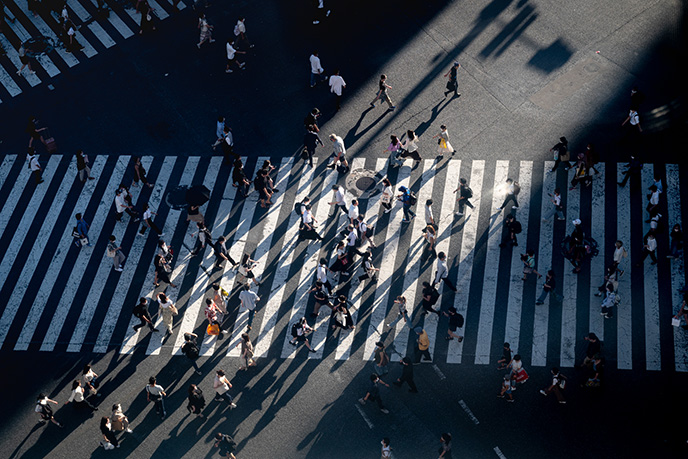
left=514, top=368, right=529, bottom=383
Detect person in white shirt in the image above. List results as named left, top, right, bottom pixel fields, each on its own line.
left=197, top=13, right=215, bottom=48
left=239, top=284, right=260, bottom=331
left=380, top=438, right=392, bottom=458
left=145, top=376, right=167, bottom=419
left=542, top=188, right=565, bottom=221
left=357, top=214, right=376, bottom=248
left=497, top=178, right=519, bottom=210
left=328, top=184, right=349, bottom=218
left=213, top=369, right=238, bottom=407
left=380, top=178, right=394, bottom=214
left=114, top=189, right=138, bottom=222
left=212, top=116, right=225, bottom=149
left=326, top=134, right=348, bottom=169
left=316, top=258, right=333, bottom=293
left=612, top=240, right=628, bottom=276
left=225, top=40, right=246, bottom=73
left=65, top=380, right=97, bottom=411
left=432, top=252, right=457, bottom=291
left=28, top=151, right=44, bottom=184
left=139, top=203, right=163, bottom=236
left=233, top=16, right=254, bottom=48
left=310, top=51, right=326, bottom=87
left=638, top=233, right=658, bottom=266
left=646, top=184, right=660, bottom=221
left=622, top=109, right=642, bottom=132
left=300, top=204, right=323, bottom=241
left=329, top=69, right=346, bottom=111
left=423, top=199, right=435, bottom=232
left=348, top=199, right=360, bottom=226
left=157, top=292, right=177, bottom=338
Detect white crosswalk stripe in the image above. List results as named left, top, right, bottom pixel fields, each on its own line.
left=0, top=157, right=686, bottom=373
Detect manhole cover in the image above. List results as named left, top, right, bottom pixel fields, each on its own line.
left=356, top=177, right=376, bottom=192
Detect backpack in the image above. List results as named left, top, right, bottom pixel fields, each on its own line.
left=291, top=322, right=301, bottom=338
left=464, top=187, right=473, bottom=199
left=182, top=341, right=199, bottom=360
left=511, top=221, right=522, bottom=234
left=106, top=245, right=116, bottom=258
left=455, top=313, right=465, bottom=328
left=512, top=182, right=521, bottom=196
left=294, top=201, right=304, bottom=216
left=408, top=192, right=417, bottom=206
left=337, top=164, right=349, bottom=175
left=233, top=24, right=241, bottom=36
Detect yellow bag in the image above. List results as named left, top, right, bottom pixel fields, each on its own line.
left=207, top=323, right=220, bottom=336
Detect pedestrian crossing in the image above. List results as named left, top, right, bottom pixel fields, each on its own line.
left=0, top=154, right=687, bottom=372
left=0, top=0, right=188, bottom=103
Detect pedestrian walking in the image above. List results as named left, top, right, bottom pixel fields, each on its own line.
left=393, top=356, right=418, bottom=392
left=315, top=258, right=333, bottom=293
left=100, top=416, right=119, bottom=449
left=304, top=108, right=321, bottom=132
left=187, top=203, right=204, bottom=225
left=231, top=160, right=251, bottom=197
left=254, top=169, right=274, bottom=208
left=35, top=394, right=63, bottom=427
left=397, top=186, right=416, bottom=223
left=80, top=364, right=101, bottom=398
left=443, top=307, right=464, bottom=341
left=542, top=188, right=565, bottom=221
left=235, top=333, right=256, bottom=370
left=594, top=264, right=619, bottom=297
left=212, top=116, right=225, bottom=150
left=107, top=235, right=126, bottom=272
left=181, top=332, right=202, bottom=375
left=225, top=39, right=246, bottom=73
left=214, top=432, right=238, bottom=459
left=438, top=433, right=453, bottom=458
left=26, top=116, right=47, bottom=149
left=187, top=384, right=206, bottom=418
left=111, top=404, right=132, bottom=433
left=197, top=13, right=215, bottom=48
left=145, top=376, right=167, bottom=419
left=498, top=374, right=514, bottom=402
left=328, top=184, right=349, bottom=218
left=380, top=178, right=395, bottom=213
left=413, top=327, right=432, bottom=363
left=584, top=143, right=600, bottom=175
left=358, top=374, right=390, bottom=414
left=212, top=283, right=229, bottom=315
left=400, top=130, right=422, bottom=164
left=331, top=300, right=355, bottom=330
left=384, top=135, right=405, bottom=168
left=424, top=225, right=438, bottom=258
left=65, top=380, right=98, bottom=411
left=76, top=150, right=95, bottom=182
left=497, top=178, right=520, bottom=210
left=622, top=109, right=642, bottom=133
left=611, top=240, right=628, bottom=276
left=433, top=251, right=457, bottom=291
left=213, top=370, right=237, bottom=408
left=27, top=149, right=44, bottom=184
left=549, top=136, right=570, bottom=172
left=424, top=199, right=436, bottom=231
left=138, top=203, right=163, bottom=237
left=539, top=368, right=567, bottom=403
left=190, top=222, right=212, bottom=256
left=213, top=236, right=238, bottom=268
left=73, top=213, right=91, bottom=247
left=233, top=16, right=254, bottom=49
left=153, top=254, right=177, bottom=287
left=157, top=292, right=178, bottom=338
left=220, top=126, right=238, bottom=165
left=348, top=199, right=360, bottom=226
left=303, top=125, right=323, bottom=167
left=668, top=224, right=683, bottom=259
left=443, top=61, right=461, bottom=97
left=499, top=214, right=521, bottom=248
left=599, top=283, right=617, bottom=319
left=496, top=342, right=512, bottom=369
left=521, top=249, right=542, bottom=281
left=536, top=270, right=559, bottom=304
left=373, top=341, right=390, bottom=375
left=132, top=156, right=153, bottom=188
left=637, top=233, right=658, bottom=266
left=114, top=188, right=138, bottom=223
left=357, top=214, right=376, bottom=248
left=309, top=51, right=327, bottom=87
left=326, top=133, right=349, bottom=170
left=433, top=125, right=456, bottom=161
left=581, top=333, right=601, bottom=368
left=370, top=74, right=396, bottom=110
left=387, top=296, right=410, bottom=329
left=132, top=297, right=158, bottom=333
left=381, top=437, right=392, bottom=459
left=645, top=184, right=661, bottom=221
left=238, top=253, right=261, bottom=286
left=136, top=0, right=156, bottom=35
left=288, top=317, right=317, bottom=352
left=454, top=178, right=474, bottom=216
left=329, top=69, right=346, bottom=111
left=309, top=281, right=333, bottom=317
left=300, top=204, right=324, bottom=241
left=239, top=284, right=260, bottom=331
left=618, top=156, right=643, bottom=187
left=17, top=43, right=36, bottom=76
left=421, top=282, right=441, bottom=316
left=329, top=241, right=351, bottom=277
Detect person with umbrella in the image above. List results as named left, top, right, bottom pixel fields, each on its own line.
left=186, top=185, right=210, bottom=225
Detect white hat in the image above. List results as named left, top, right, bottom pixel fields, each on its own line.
left=572, top=219, right=581, bottom=225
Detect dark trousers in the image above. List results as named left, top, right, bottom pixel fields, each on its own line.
left=618, top=169, right=638, bottom=187
left=190, top=239, right=206, bottom=256
left=74, top=399, right=97, bottom=411
left=215, top=254, right=237, bottom=268
left=139, top=218, right=162, bottom=235
left=434, top=276, right=457, bottom=292
left=104, top=430, right=119, bottom=447
left=458, top=199, right=474, bottom=213
left=500, top=194, right=519, bottom=209
left=640, top=248, right=657, bottom=263
left=304, top=147, right=315, bottom=166
left=134, top=315, right=155, bottom=331
left=395, top=375, right=418, bottom=392
left=116, top=208, right=137, bottom=221
left=33, top=170, right=43, bottom=184
left=333, top=204, right=348, bottom=217
left=367, top=394, right=385, bottom=409
left=414, top=346, right=431, bottom=363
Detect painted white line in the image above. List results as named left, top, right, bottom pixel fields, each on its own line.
left=66, top=157, right=153, bottom=352
left=87, top=0, right=135, bottom=39
left=474, top=160, right=509, bottom=364
left=531, top=162, right=555, bottom=366
left=560, top=175, right=581, bottom=368
left=120, top=157, right=200, bottom=354
left=432, top=363, right=446, bottom=380
left=148, top=0, right=170, bottom=20
left=0, top=156, right=32, bottom=238
left=616, top=163, right=632, bottom=369
left=0, top=155, right=17, bottom=191
left=3, top=6, right=61, bottom=77
left=0, top=35, right=41, bottom=86
left=93, top=157, right=176, bottom=353
left=354, top=404, right=374, bottom=429
left=458, top=400, right=479, bottom=425
left=0, top=59, right=23, bottom=96
left=391, top=159, right=437, bottom=359
left=641, top=165, right=661, bottom=371
left=589, top=163, right=605, bottom=341
left=363, top=165, right=412, bottom=360
left=448, top=160, right=484, bottom=364
left=246, top=158, right=296, bottom=358
left=38, top=156, right=131, bottom=351
left=66, top=0, right=115, bottom=48
left=335, top=158, right=387, bottom=361
left=503, top=161, right=532, bottom=354
left=494, top=446, right=508, bottom=459
left=218, top=158, right=268, bottom=357
left=666, top=164, right=688, bottom=371
left=146, top=157, right=222, bottom=355
left=15, top=0, right=81, bottom=66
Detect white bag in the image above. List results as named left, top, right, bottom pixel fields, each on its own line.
left=101, top=439, right=115, bottom=450
left=672, top=317, right=682, bottom=327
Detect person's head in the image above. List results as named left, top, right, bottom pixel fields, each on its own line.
left=414, top=327, right=424, bottom=335
left=83, top=364, right=91, bottom=374
left=573, top=219, right=581, bottom=226
left=606, top=283, right=614, bottom=293
left=551, top=367, right=559, bottom=375
left=506, top=178, right=513, bottom=184
left=329, top=133, right=337, bottom=142
left=504, top=374, right=511, bottom=381
left=332, top=184, right=339, bottom=191
left=76, top=149, right=84, bottom=157
left=426, top=199, right=433, bottom=206
left=352, top=199, right=358, bottom=206
left=72, top=380, right=81, bottom=390
left=427, top=225, right=436, bottom=235
left=357, top=214, right=365, bottom=222
left=319, top=258, right=327, bottom=266
left=674, top=224, right=682, bottom=232
left=109, top=235, right=116, bottom=242
left=303, top=197, right=311, bottom=204
left=588, top=332, right=598, bottom=341
left=149, top=376, right=156, bottom=385
left=243, top=284, right=251, bottom=291
left=407, top=130, right=415, bottom=140
left=37, top=393, right=46, bottom=402
left=441, top=433, right=452, bottom=444
left=460, top=178, right=467, bottom=186
left=513, top=354, right=521, bottom=362
left=648, top=233, right=655, bottom=240
left=390, top=134, right=398, bottom=144
left=447, top=306, right=457, bottom=315
left=440, top=124, right=447, bottom=131
left=547, top=269, right=554, bottom=278
left=315, top=281, right=323, bottom=290
left=438, top=251, right=446, bottom=260
left=241, top=333, right=250, bottom=342
left=398, top=186, right=407, bottom=193
left=347, top=224, right=354, bottom=231
left=212, top=283, right=220, bottom=292
left=184, top=332, right=193, bottom=342
left=560, top=136, right=568, bottom=144
left=311, top=108, right=320, bottom=116
left=615, top=240, right=623, bottom=248
left=218, top=236, right=226, bottom=243
left=300, top=316, right=307, bottom=324
left=649, top=184, right=657, bottom=192
left=75, top=213, right=82, bottom=220
left=504, top=342, right=510, bottom=349
left=422, top=281, right=430, bottom=288
left=307, top=124, right=316, bottom=133
left=188, top=384, right=197, bottom=396
left=362, top=250, right=371, bottom=260
left=370, top=373, right=379, bottom=382
left=101, top=416, right=109, bottom=428
left=304, top=204, right=312, bottom=211
left=396, top=295, right=406, bottom=303
left=216, top=369, right=225, bottom=377
left=333, top=69, right=340, bottom=75
left=112, top=403, right=122, bottom=413
left=205, top=298, right=213, bottom=306
left=218, top=116, right=224, bottom=123
left=453, top=61, right=459, bottom=68
left=337, top=240, right=344, bottom=249
left=382, top=437, right=390, bottom=447
left=237, top=16, right=245, bottom=22
left=380, top=74, right=387, bottom=81
left=143, top=203, right=150, bottom=211
left=312, top=51, right=318, bottom=56
left=375, top=341, right=384, bottom=349
left=526, top=249, right=534, bottom=257
left=140, top=297, right=148, bottom=305
left=223, top=125, right=231, bottom=133
left=383, top=178, right=391, bottom=187
left=158, top=292, right=168, bottom=303
left=215, top=433, right=224, bottom=441
left=401, top=356, right=412, bottom=365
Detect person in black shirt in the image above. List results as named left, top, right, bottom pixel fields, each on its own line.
left=618, top=156, right=643, bottom=187
left=132, top=297, right=158, bottom=332
left=370, top=74, right=395, bottom=110
left=309, top=281, right=332, bottom=317
left=232, top=159, right=251, bottom=198
left=443, top=307, right=464, bottom=341
left=358, top=374, right=390, bottom=413
left=304, top=108, right=321, bottom=132
left=582, top=333, right=601, bottom=367
left=393, top=357, right=418, bottom=392
left=455, top=178, right=475, bottom=216
left=254, top=169, right=273, bottom=208
left=303, top=125, right=323, bottom=167
left=214, top=432, right=237, bottom=459
left=549, top=136, right=569, bottom=172
left=421, top=282, right=441, bottom=316
left=499, top=214, right=521, bottom=248
left=536, top=270, right=557, bottom=305
left=443, top=62, right=460, bottom=97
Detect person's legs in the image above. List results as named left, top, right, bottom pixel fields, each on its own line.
left=247, top=309, right=256, bottom=328
left=536, top=289, right=549, bottom=304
